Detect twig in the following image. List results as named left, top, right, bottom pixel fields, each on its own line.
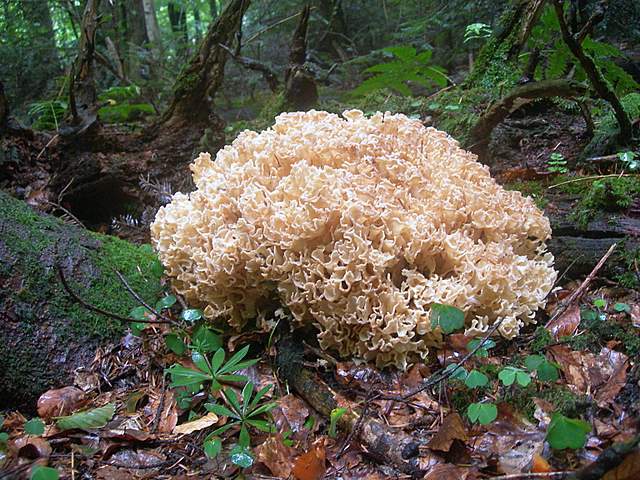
left=337, top=389, right=376, bottom=458
left=114, top=270, right=177, bottom=326
left=546, top=243, right=617, bottom=325
left=36, top=133, right=59, bottom=159
left=151, top=376, right=166, bottom=434
left=389, top=317, right=506, bottom=402
left=547, top=173, right=637, bottom=189
left=57, top=265, right=173, bottom=325
left=243, top=10, right=313, bottom=46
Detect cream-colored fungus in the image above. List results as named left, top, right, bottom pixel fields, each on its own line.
left=151, top=110, right=556, bottom=368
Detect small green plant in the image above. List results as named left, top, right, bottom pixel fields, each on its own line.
left=353, top=45, right=448, bottom=97
left=524, top=354, right=560, bottom=382
left=28, top=99, right=67, bottom=130
left=30, top=466, right=60, bottom=480
left=618, top=151, right=638, bottom=171
left=547, top=152, right=568, bottom=173
left=498, top=366, right=532, bottom=387
left=328, top=407, right=348, bottom=438
left=467, top=338, right=496, bottom=357
left=431, top=303, right=465, bottom=334
left=203, top=382, right=277, bottom=468
left=464, top=23, right=492, bottom=44
left=546, top=413, right=591, bottom=449
left=23, top=418, right=45, bottom=436
left=467, top=402, right=498, bottom=425
left=464, top=369, right=489, bottom=389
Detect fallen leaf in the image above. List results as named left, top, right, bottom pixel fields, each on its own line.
left=545, top=303, right=581, bottom=339
left=593, top=348, right=629, bottom=407
left=256, top=435, right=297, bottom=478
left=424, top=463, right=472, bottom=479
left=531, top=453, right=551, bottom=473
left=498, top=167, right=548, bottom=183
left=277, top=394, right=310, bottom=433
left=630, top=304, right=640, bottom=328
left=13, top=436, right=52, bottom=460
left=145, top=390, right=178, bottom=433
left=37, top=387, right=85, bottom=420
left=475, top=421, right=545, bottom=474
left=292, top=437, right=326, bottom=480
left=174, top=412, right=219, bottom=435
left=549, top=345, right=591, bottom=392
left=427, top=413, right=468, bottom=452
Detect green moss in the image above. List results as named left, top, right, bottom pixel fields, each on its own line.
left=561, top=308, right=640, bottom=356
left=530, top=326, right=554, bottom=353
left=0, top=192, right=163, bottom=407
left=584, top=93, right=640, bottom=156
left=504, top=180, right=549, bottom=209
left=614, top=244, right=640, bottom=288
left=570, top=176, right=640, bottom=227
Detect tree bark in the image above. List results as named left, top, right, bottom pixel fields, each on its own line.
left=0, top=192, right=163, bottom=410
left=284, top=5, right=318, bottom=111
left=168, top=1, right=189, bottom=57
left=65, top=0, right=101, bottom=135
left=464, top=0, right=547, bottom=89
left=552, top=0, right=633, bottom=141
left=159, top=0, right=251, bottom=128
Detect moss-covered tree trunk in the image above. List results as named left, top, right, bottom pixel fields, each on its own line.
left=0, top=192, right=162, bottom=410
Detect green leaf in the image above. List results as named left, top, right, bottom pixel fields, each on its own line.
left=546, top=413, right=591, bottom=449
left=129, top=305, right=152, bottom=321
left=499, top=367, right=531, bottom=387
left=0, top=432, right=9, bottom=443
left=181, top=308, right=203, bottom=322
left=467, top=403, right=497, bottom=425
left=384, top=45, right=417, bottom=62
left=593, top=298, right=607, bottom=309
left=537, top=361, right=559, bottom=382
left=246, top=419, right=276, bottom=432
left=24, top=418, right=45, bottom=436
left=431, top=304, right=464, bottom=334
left=220, top=345, right=252, bottom=373
left=30, top=466, right=60, bottom=480
left=230, top=444, right=254, bottom=468
left=467, top=338, right=496, bottom=357
left=248, top=385, right=273, bottom=411
left=166, top=364, right=212, bottom=388
left=464, top=369, right=489, bottom=389
left=203, top=437, right=222, bottom=459
left=247, top=402, right=278, bottom=418
left=191, top=351, right=210, bottom=374
left=239, top=425, right=250, bottom=448
left=156, top=295, right=176, bottom=310
left=443, top=363, right=468, bottom=380
left=210, top=348, right=225, bottom=373
left=329, top=407, right=348, bottom=438
left=165, top=333, right=186, bottom=355
left=524, top=354, right=545, bottom=371
left=56, top=403, right=115, bottom=431
left=192, top=326, right=222, bottom=354
left=223, top=388, right=243, bottom=415
left=150, top=259, right=164, bottom=277
left=205, top=402, right=239, bottom=419
left=613, top=302, right=631, bottom=313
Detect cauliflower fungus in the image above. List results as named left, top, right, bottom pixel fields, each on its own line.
left=151, top=110, right=557, bottom=368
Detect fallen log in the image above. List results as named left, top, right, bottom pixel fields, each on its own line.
left=275, top=335, right=424, bottom=478
left=0, top=192, right=163, bottom=410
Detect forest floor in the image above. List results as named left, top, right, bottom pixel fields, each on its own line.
left=1, top=96, right=639, bottom=479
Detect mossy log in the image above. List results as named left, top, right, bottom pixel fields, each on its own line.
left=0, top=192, right=162, bottom=410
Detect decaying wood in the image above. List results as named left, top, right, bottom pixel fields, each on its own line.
left=219, top=43, right=280, bottom=92
left=275, top=335, right=424, bottom=478
left=469, top=79, right=588, bottom=159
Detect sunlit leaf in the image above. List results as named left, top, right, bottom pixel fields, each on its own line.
left=56, top=403, right=115, bottom=431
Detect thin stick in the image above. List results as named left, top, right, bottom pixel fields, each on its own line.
left=114, top=270, right=176, bottom=325
left=57, top=265, right=173, bottom=325
left=548, top=173, right=637, bottom=189
left=546, top=243, right=617, bottom=325
left=387, top=317, right=506, bottom=402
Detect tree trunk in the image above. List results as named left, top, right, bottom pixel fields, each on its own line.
left=284, top=5, right=318, bottom=110
left=123, top=0, right=150, bottom=82
left=168, top=1, right=189, bottom=56
left=19, top=0, right=61, bottom=89
left=0, top=192, right=163, bottom=410
left=64, top=0, right=101, bottom=135
left=209, top=0, right=218, bottom=20
left=464, top=0, right=547, bottom=90
left=159, top=0, right=251, bottom=128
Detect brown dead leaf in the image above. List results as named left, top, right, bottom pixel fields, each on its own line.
left=498, top=167, right=548, bottom=183
left=37, top=386, right=85, bottom=420
left=424, top=464, right=474, bottom=480
left=173, top=412, right=219, bottom=435
left=13, top=436, right=52, bottom=460
left=427, top=413, right=468, bottom=452
left=531, top=453, right=552, bottom=473
left=602, top=449, right=640, bottom=480
left=594, top=348, right=629, bottom=407
left=278, top=394, right=310, bottom=433
left=292, top=437, right=326, bottom=480
left=256, top=435, right=297, bottom=478
left=549, top=345, right=591, bottom=392
left=144, top=390, right=178, bottom=433
left=630, top=304, right=640, bottom=328
left=475, top=421, right=545, bottom=474
left=545, top=303, right=581, bottom=339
